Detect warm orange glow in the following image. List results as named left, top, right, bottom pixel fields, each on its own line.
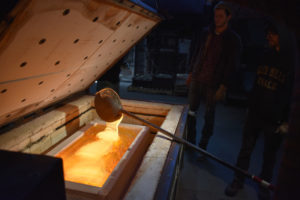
left=56, top=116, right=139, bottom=187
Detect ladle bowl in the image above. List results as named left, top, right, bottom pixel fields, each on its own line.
left=94, top=88, right=123, bottom=122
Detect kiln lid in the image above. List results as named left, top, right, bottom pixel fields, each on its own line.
left=0, top=0, right=160, bottom=126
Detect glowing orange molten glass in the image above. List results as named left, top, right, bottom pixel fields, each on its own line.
left=56, top=116, right=138, bottom=187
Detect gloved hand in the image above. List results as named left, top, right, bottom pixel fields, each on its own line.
left=275, top=122, right=289, bottom=134
left=186, top=73, right=192, bottom=86
left=215, top=84, right=227, bottom=101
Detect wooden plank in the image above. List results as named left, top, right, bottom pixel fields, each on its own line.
left=0, top=0, right=160, bottom=126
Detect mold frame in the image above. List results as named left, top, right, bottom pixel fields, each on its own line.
left=47, top=119, right=152, bottom=200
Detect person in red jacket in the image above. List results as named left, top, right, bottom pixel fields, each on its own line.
left=186, top=2, right=241, bottom=158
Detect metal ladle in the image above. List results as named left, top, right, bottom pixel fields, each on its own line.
left=94, top=88, right=275, bottom=190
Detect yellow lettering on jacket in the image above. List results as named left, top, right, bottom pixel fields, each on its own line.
left=269, top=68, right=286, bottom=83
left=257, top=77, right=278, bottom=91
left=257, top=65, right=269, bottom=76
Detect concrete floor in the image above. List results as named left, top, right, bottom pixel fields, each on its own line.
left=116, top=81, right=283, bottom=200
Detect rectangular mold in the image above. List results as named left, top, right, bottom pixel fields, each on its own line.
left=47, top=119, right=152, bottom=200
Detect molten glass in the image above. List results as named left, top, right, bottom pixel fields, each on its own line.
left=56, top=116, right=139, bottom=187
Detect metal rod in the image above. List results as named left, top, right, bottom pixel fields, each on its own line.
left=121, top=108, right=275, bottom=191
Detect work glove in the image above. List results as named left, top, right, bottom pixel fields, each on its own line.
left=215, top=84, right=227, bottom=101
left=186, top=73, right=192, bottom=86
left=275, top=122, right=289, bottom=135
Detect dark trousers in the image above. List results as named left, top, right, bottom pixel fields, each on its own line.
left=234, top=111, right=283, bottom=183
left=187, top=81, right=217, bottom=148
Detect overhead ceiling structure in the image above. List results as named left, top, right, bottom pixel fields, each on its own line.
left=0, top=0, right=160, bottom=126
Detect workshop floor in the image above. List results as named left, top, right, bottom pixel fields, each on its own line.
left=118, top=81, right=283, bottom=200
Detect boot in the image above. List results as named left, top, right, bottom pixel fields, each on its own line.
left=257, top=185, right=271, bottom=200
left=197, top=134, right=210, bottom=161
left=225, top=178, right=244, bottom=197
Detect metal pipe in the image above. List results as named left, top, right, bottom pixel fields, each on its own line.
left=94, top=88, right=275, bottom=190
left=121, top=108, right=275, bottom=191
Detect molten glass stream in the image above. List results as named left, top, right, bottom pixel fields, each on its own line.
left=56, top=115, right=138, bottom=187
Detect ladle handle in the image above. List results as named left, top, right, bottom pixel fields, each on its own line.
left=120, top=108, right=275, bottom=191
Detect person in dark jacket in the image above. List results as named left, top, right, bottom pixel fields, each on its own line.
left=225, top=23, right=294, bottom=200
left=186, top=2, right=241, bottom=157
